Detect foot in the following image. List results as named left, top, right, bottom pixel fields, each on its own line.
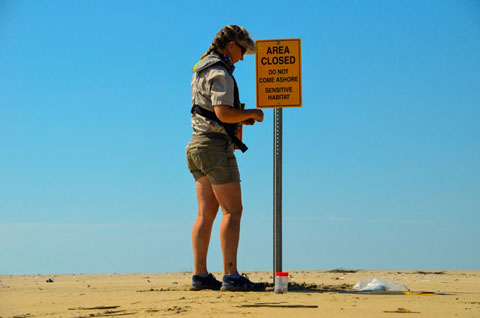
left=221, top=273, right=266, bottom=292
left=191, top=273, right=222, bottom=290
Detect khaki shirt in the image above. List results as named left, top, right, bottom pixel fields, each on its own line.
left=191, top=58, right=235, bottom=135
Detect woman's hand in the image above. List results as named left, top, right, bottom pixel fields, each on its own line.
left=248, top=109, right=264, bottom=122
left=242, top=118, right=255, bottom=125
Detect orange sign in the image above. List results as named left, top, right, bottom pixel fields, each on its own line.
left=256, top=38, right=302, bottom=108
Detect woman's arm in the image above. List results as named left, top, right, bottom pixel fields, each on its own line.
left=214, top=105, right=264, bottom=124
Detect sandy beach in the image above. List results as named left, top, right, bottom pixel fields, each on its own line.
left=1, top=270, right=479, bottom=317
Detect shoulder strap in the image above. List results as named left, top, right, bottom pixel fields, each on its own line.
left=191, top=54, right=246, bottom=152
left=193, top=54, right=227, bottom=73
left=191, top=105, right=248, bottom=153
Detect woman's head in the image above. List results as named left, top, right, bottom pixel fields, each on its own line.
left=201, top=25, right=255, bottom=63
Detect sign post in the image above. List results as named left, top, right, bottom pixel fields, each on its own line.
left=273, top=107, right=283, bottom=279
left=255, top=39, right=302, bottom=283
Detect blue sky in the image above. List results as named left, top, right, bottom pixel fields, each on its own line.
left=1, top=0, right=479, bottom=274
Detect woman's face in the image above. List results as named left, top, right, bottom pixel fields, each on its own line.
left=225, top=41, right=245, bottom=64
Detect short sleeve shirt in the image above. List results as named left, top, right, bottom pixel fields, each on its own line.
left=191, top=59, right=235, bottom=135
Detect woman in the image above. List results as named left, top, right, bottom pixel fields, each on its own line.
left=186, top=25, right=265, bottom=291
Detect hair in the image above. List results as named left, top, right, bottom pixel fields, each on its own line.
left=201, top=25, right=255, bottom=59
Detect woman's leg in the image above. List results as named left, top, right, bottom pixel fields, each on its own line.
left=192, top=176, right=219, bottom=275
left=211, top=182, right=243, bottom=274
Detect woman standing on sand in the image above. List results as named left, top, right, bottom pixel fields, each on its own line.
left=186, top=25, right=265, bottom=291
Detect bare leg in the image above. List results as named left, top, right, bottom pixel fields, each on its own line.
left=192, top=176, right=219, bottom=275
left=211, top=182, right=243, bottom=274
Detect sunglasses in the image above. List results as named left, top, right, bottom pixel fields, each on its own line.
left=236, top=42, right=247, bottom=55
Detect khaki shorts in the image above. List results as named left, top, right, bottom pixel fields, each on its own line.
left=186, top=133, right=241, bottom=185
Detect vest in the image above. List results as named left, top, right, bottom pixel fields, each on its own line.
left=191, top=54, right=248, bottom=152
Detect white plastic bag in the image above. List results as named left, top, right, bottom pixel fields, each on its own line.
left=353, top=278, right=409, bottom=292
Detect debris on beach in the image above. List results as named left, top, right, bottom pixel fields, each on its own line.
left=414, top=271, right=445, bottom=275
left=68, top=305, right=137, bottom=318
left=384, top=307, right=420, bottom=313
left=166, top=305, right=191, bottom=314
left=68, top=306, right=120, bottom=310
left=239, top=302, right=318, bottom=308
left=328, top=268, right=359, bottom=274
left=353, top=278, right=409, bottom=292
left=265, top=281, right=353, bottom=291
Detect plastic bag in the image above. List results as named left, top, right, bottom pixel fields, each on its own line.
left=353, top=278, right=409, bottom=292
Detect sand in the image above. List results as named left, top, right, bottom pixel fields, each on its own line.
left=1, top=270, right=479, bottom=317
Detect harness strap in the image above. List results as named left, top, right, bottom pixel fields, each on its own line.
left=191, top=55, right=248, bottom=152
left=191, top=105, right=248, bottom=153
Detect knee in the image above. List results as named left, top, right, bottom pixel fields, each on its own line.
left=223, top=205, right=243, bottom=223
left=198, top=204, right=219, bottom=223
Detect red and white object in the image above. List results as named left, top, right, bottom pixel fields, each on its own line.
left=274, top=272, right=289, bottom=294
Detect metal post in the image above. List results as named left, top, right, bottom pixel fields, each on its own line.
left=273, top=108, right=283, bottom=283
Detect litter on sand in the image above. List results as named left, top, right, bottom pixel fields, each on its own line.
left=239, top=303, right=318, bottom=308
left=384, top=307, right=421, bottom=313
left=353, top=278, right=409, bottom=292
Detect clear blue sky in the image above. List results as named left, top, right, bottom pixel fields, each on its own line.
left=1, top=0, right=479, bottom=274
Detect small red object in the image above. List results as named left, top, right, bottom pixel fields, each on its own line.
left=276, top=272, right=289, bottom=277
